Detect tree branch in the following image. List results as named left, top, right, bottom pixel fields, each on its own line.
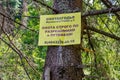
left=1, top=16, right=32, bottom=80
left=0, top=37, right=32, bottom=80
left=21, top=6, right=120, bottom=18
left=0, top=1, right=120, bottom=41
left=101, top=0, right=120, bottom=20
left=83, top=6, right=120, bottom=17
left=33, top=0, right=120, bottom=17
left=86, top=26, right=120, bottom=41
left=1, top=16, right=40, bottom=79
left=0, top=10, right=38, bottom=33
left=33, top=0, right=59, bottom=13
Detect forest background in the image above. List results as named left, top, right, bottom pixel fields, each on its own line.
left=0, top=0, right=120, bottom=80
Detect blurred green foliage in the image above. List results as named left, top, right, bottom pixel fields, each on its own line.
left=0, top=0, right=120, bottom=80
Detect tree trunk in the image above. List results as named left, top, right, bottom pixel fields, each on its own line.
left=43, top=0, right=84, bottom=80
left=0, top=0, right=14, bottom=35
left=21, top=0, right=28, bottom=29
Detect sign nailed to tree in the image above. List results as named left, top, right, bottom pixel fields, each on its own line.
left=38, top=12, right=81, bottom=46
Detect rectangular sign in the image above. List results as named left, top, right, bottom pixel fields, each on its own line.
left=38, top=12, right=81, bottom=46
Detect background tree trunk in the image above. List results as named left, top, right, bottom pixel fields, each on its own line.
left=21, top=0, right=28, bottom=29
left=0, top=0, right=14, bottom=36
left=43, top=0, right=84, bottom=80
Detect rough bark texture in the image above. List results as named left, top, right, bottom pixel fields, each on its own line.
left=43, top=0, right=84, bottom=80
left=0, top=1, right=14, bottom=36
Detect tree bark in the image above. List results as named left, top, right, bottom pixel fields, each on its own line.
left=21, top=0, right=28, bottom=29
left=0, top=0, right=14, bottom=36
left=43, top=0, right=84, bottom=80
